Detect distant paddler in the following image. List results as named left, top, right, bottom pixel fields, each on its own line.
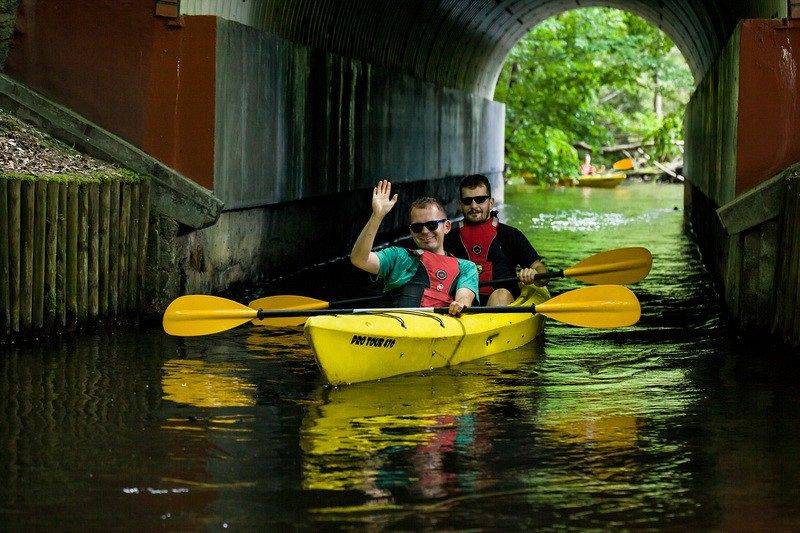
left=349, top=180, right=478, bottom=316
left=444, top=174, right=546, bottom=306
left=580, top=153, right=606, bottom=176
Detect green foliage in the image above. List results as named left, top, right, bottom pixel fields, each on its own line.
left=644, top=111, right=683, bottom=161
left=507, top=125, right=577, bottom=185
left=495, top=8, right=694, bottom=184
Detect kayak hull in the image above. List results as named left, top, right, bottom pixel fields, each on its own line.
left=303, top=286, right=548, bottom=385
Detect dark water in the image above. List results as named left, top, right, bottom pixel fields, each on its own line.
left=3, top=183, right=800, bottom=529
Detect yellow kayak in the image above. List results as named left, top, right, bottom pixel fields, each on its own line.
left=303, top=285, right=548, bottom=385
left=560, top=172, right=627, bottom=188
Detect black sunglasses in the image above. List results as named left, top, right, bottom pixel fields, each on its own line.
left=460, top=195, right=490, bottom=206
left=409, top=218, right=447, bottom=233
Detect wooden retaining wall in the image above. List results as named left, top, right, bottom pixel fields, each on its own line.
left=712, top=163, right=800, bottom=347
left=0, top=177, right=151, bottom=336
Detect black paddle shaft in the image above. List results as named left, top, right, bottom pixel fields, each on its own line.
left=266, top=271, right=564, bottom=314
left=483, top=270, right=565, bottom=286
left=275, top=271, right=563, bottom=311
left=255, top=305, right=538, bottom=319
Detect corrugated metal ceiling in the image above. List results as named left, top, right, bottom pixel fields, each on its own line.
left=182, top=0, right=787, bottom=96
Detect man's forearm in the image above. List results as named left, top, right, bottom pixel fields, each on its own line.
left=350, top=214, right=383, bottom=269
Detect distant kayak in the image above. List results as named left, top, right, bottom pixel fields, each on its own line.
left=557, top=172, right=627, bottom=188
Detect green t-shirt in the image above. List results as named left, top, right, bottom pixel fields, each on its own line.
left=375, top=246, right=479, bottom=300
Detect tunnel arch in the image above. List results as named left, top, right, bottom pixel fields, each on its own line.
left=180, top=0, right=786, bottom=97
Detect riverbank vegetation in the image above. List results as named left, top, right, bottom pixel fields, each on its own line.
left=495, top=8, right=694, bottom=185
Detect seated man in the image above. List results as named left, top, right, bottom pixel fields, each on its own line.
left=350, top=180, right=478, bottom=316
left=444, top=174, right=546, bottom=306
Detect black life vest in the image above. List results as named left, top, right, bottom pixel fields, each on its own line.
left=385, top=250, right=460, bottom=307
left=458, top=216, right=499, bottom=296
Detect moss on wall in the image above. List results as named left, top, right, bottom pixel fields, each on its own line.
left=0, top=0, right=20, bottom=69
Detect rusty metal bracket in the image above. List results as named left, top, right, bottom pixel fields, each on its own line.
left=155, top=0, right=180, bottom=19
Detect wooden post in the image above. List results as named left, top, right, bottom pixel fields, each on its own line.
left=45, top=182, right=59, bottom=326
left=32, top=180, right=47, bottom=329
left=20, top=180, right=35, bottom=331
left=66, top=182, right=79, bottom=325
left=0, top=179, right=8, bottom=334
left=109, top=181, right=120, bottom=316
left=146, top=213, right=161, bottom=312
left=118, top=183, right=131, bottom=313
left=99, top=182, right=110, bottom=316
left=128, top=183, right=140, bottom=311
left=57, top=183, right=67, bottom=326
left=8, top=180, right=21, bottom=332
left=88, top=183, right=99, bottom=318
left=137, top=181, right=151, bottom=311
left=77, top=184, right=89, bottom=322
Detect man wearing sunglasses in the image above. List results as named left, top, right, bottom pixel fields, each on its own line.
left=444, top=174, right=546, bottom=306
left=350, top=180, right=478, bottom=316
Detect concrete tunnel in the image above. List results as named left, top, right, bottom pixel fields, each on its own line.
left=1, top=0, right=800, bottom=344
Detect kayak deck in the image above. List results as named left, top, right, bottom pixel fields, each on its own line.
left=303, top=285, right=549, bottom=385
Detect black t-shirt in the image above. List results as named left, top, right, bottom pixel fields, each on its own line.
left=444, top=222, right=541, bottom=297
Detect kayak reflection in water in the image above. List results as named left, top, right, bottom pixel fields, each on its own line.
left=349, top=180, right=478, bottom=316
left=444, top=174, right=547, bottom=306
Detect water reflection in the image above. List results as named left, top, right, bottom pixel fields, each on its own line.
left=162, top=359, right=257, bottom=408
left=302, top=345, right=541, bottom=496
left=3, top=184, right=800, bottom=528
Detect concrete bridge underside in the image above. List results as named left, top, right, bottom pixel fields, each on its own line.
left=181, top=0, right=786, bottom=96
left=2, top=1, right=800, bottom=347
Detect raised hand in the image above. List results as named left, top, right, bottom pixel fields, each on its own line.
left=372, top=180, right=398, bottom=218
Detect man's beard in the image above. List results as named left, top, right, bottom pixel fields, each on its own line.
left=466, top=210, right=488, bottom=223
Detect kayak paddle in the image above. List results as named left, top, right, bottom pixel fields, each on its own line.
left=488, top=246, right=652, bottom=286
left=247, top=247, right=652, bottom=326
left=162, top=285, right=641, bottom=337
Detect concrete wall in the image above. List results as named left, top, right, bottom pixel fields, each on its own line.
left=684, top=25, right=740, bottom=208
left=214, top=19, right=504, bottom=210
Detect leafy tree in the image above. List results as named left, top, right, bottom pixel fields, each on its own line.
left=495, top=8, right=693, bottom=184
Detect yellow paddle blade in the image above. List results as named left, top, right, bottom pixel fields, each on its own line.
left=163, top=295, right=258, bottom=337
left=564, top=247, right=652, bottom=285
left=613, top=158, right=634, bottom=171
left=536, top=285, right=640, bottom=328
left=248, top=295, right=330, bottom=327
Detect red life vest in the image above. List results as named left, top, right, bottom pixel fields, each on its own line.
left=383, top=250, right=461, bottom=307
left=459, top=217, right=498, bottom=296
left=416, top=250, right=460, bottom=306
